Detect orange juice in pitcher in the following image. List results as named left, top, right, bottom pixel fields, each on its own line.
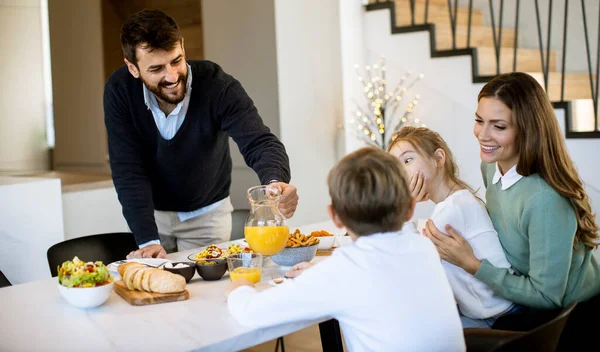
left=244, top=226, right=289, bottom=256
left=244, top=185, right=289, bottom=256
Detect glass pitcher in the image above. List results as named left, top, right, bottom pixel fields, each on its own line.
left=244, top=185, right=290, bottom=255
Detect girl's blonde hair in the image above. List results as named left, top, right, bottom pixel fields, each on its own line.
left=479, top=72, right=599, bottom=251
left=388, top=126, right=477, bottom=196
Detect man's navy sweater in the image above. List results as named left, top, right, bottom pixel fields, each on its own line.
left=104, top=60, right=290, bottom=245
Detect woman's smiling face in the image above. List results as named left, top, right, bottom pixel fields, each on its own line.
left=474, top=97, right=519, bottom=173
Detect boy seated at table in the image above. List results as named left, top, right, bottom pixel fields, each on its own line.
left=227, top=147, right=466, bottom=351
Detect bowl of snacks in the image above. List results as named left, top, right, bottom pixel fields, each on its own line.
left=310, top=230, right=335, bottom=250
left=188, top=243, right=253, bottom=262
left=195, top=259, right=228, bottom=281
left=57, top=256, right=114, bottom=309
left=163, top=262, right=196, bottom=283
left=189, top=244, right=226, bottom=261
left=270, top=230, right=319, bottom=267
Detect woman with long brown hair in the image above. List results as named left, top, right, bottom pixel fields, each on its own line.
left=424, top=72, right=600, bottom=321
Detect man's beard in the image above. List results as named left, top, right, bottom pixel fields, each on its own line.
left=142, top=72, right=188, bottom=105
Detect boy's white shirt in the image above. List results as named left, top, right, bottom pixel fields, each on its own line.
left=228, top=223, right=466, bottom=352
left=431, top=189, right=514, bottom=319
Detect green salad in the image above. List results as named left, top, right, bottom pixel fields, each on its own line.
left=58, top=256, right=113, bottom=288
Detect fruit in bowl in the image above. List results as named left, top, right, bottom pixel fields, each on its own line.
left=57, top=256, right=114, bottom=308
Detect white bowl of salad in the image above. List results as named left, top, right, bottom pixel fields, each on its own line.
left=57, top=256, right=114, bottom=308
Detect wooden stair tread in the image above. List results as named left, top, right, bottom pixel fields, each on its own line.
left=434, top=24, right=515, bottom=50
left=477, top=47, right=557, bottom=75
left=370, top=0, right=449, bottom=5
left=527, top=72, right=596, bottom=101
left=395, top=0, right=484, bottom=26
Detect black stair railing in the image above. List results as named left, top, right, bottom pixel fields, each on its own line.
left=367, top=0, right=600, bottom=135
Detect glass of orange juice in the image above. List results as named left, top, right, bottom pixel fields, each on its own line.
left=244, top=185, right=289, bottom=256
left=227, top=253, right=263, bottom=284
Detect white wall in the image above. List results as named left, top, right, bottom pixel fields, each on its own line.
left=0, top=177, right=64, bottom=284
left=201, top=0, right=279, bottom=210
left=340, top=0, right=368, bottom=153
left=0, top=0, right=49, bottom=173
left=274, top=0, right=344, bottom=227
left=62, top=187, right=129, bottom=240
left=202, top=0, right=344, bottom=226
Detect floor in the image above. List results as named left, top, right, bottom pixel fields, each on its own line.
left=242, top=325, right=325, bottom=352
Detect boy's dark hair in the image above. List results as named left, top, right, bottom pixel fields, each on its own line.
left=121, top=9, right=182, bottom=66
left=328, top=147, right=412, bottom=236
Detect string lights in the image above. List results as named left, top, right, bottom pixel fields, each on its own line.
left=348, top=56, right=425, bottom=149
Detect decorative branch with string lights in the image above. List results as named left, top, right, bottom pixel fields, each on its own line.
left=348, top=57, right=426, bottom=150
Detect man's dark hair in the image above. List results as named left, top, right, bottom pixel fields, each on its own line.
left=121, top=9, right=182, bottom=66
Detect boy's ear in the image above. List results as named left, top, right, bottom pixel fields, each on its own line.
left=124, top=58, right=140, bottom=79
left=327, top=204, right=345, bottom=228
left=434, top=148, right=446, bottom=168
left=405, top=198, right=416, bottom=222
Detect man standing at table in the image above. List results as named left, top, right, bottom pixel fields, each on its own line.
left=104, top=9, right=298, bottom=258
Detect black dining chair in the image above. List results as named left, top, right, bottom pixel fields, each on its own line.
left=491, top=292, right=600, bottom=352
left=47, top=232, right=138, bottom=277
left=464, top=301, right=577, bottom=352
left=0, top=270, right=11, bottom=288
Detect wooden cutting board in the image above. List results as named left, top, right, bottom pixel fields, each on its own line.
left=113, top=280, right=189, bottom=306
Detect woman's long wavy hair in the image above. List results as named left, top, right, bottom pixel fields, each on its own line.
left=479, top=72, right=599, bottom=251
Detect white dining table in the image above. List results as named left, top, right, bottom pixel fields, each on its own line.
left=0, top=220, right=345, bottom=352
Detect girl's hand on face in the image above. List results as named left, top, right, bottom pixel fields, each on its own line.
left=423, top=220, right=482, bottom=275
left=409, top=171, right=430, bottom=202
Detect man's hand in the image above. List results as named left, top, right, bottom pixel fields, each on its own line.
left=270, top=182, right=299, bottom=219
left=126, top=244, right=167, bottom=259
left=285, top=261, right=313, bottom=278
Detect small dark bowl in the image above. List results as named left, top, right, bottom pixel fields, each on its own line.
left=195, top=259, right=228, bottom=281
left=163, top=261, right=196, bottom=283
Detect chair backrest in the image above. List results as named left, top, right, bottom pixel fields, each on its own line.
left=493, top=302, right=577, bottom=352
left=231, top=209, right=250, bottom=241
left=47, top=232, right=138, bottom=277
left=0, top=270, right=11, bottom=288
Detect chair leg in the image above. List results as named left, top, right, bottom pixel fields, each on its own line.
left=274, top=336, right=285, bottom=352
left=319, top=319, right=344, bottom=351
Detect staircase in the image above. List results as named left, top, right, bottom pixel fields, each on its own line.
left=368, top=0, right=599, bottom=138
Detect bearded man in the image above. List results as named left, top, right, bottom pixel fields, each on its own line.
left=104, top=9, right=298, bottom=258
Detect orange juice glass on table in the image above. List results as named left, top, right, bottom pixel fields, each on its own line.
left=227, top=253, right=263, bottom=284
left=244, top=185, right=289, bottom=256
